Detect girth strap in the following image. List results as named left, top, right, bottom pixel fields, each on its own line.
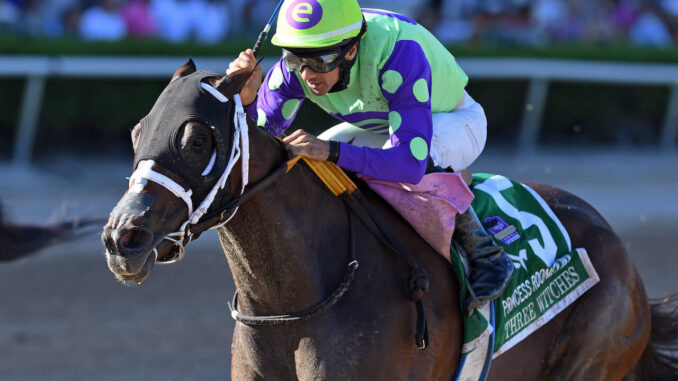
left=289, top=157, right=429, bottom=348
left=340, top=190, right=430, bottom=350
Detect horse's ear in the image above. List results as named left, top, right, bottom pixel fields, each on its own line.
left=171, top=59, right=197, bottom=82
left=213, top=66, right=253, bottom=99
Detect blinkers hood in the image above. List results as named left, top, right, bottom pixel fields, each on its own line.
left=134, top=70, right=235, bottom=193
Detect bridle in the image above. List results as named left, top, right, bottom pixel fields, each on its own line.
left=127, top=86, right=250, bottom=264
left=124, top=84, right=431, bottom=350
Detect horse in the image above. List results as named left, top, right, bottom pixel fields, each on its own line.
left=0, top=201, right=103, bottom=262
left=101, top=60, right=678, bottom=380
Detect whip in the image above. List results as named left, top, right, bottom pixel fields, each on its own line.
left=252, top=0, right=286, bottom=57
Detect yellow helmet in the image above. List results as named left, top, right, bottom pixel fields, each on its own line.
left=271, top=0, right=364, bottom=49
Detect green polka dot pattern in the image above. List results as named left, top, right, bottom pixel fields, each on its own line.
left=388, top=111, right=402, bottom=134
left=282, top=99, right=300, bottom=120
left=268, top=67, right=284, bottom=91
left=257, top=109, right=267, bottom=127
left=381, top=70, right=403, bottom=94
left=413, top=78, right=429, bottom=103
left=409, top=137, right=428, bottom=161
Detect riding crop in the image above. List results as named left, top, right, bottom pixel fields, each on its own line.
left=252, top=0, right=285, bottom=57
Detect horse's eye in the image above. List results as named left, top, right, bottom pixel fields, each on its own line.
left=192, top=137, right=205, bottom=149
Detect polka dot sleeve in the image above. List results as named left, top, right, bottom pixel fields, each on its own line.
left=244, top=58, right=306, bottom=137
left=336, top=40, right=432, bottom=184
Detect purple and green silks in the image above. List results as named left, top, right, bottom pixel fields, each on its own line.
left=247, top=9, right=468, bottom=184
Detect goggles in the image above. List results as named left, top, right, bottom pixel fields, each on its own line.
left=282, top=45, right=349, bottom=73
left=282, top=19, right=367, bottom=74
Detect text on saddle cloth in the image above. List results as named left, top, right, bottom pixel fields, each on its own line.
left=454, top=174, right=600, bottom=358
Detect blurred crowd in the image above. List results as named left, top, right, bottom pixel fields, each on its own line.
left=0, top=0, right=676, bottom=46
left=421, top=0, right=678, bottom=47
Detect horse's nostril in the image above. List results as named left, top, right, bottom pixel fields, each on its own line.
left=120, top=228, right=152, bottom=251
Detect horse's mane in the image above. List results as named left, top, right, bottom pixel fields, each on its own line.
left=242, top=113, right=382, bottom=209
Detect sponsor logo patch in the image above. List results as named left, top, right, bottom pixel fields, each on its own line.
left=483, top=216, right=520, bottom=245
left=286, top=0, right=323, bottom=30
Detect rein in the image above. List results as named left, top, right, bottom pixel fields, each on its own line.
left=228, top=202, right=359, bottom=325
left=219, top=155, right=431, bottom=349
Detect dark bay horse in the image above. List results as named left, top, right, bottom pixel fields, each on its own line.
left=101, top=61, right=678, bottom=380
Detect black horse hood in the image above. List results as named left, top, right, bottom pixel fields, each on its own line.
left=134, top=70, right=234, bottom=186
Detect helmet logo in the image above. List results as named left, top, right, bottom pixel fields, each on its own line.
left=286, top=0, right=322, bottom=30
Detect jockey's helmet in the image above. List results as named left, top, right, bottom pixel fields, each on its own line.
left=271, top=0, right=364, bottom=49
left=272, top=0, right=366, bottom=92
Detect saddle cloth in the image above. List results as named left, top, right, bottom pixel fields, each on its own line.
left=363, top=173, right=600, bottom=360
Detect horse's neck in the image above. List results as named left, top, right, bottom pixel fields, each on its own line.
left=218, top=125, right=349, bottom=316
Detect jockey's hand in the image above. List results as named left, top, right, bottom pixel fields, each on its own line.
left=283, top=129, right=330, bottom=161
left=226, top=49, right=262, bottom=106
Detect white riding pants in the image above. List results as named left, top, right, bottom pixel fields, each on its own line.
left=318, top=91, right=487, bottom=171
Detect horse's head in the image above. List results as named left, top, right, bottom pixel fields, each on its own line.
left=101, top=59, right=253, bottom=285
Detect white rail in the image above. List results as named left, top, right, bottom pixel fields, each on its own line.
left=2, top=56, right=677, bottom=165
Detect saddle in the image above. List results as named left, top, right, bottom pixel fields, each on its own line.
left=361, top=168, right=475, bottom=260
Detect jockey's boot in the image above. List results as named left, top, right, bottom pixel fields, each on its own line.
left=454, top=206, right=514, bottom=316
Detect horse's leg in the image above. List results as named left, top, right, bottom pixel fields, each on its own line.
left=490, top=184, right=651, bottom=380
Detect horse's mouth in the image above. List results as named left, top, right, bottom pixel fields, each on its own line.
left=106, top=239, right=181, bottom=285
left=150, top=238, right=183, bottom=263
left=107, top=251, right=155, bottom=285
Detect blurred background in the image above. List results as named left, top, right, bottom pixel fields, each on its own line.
left=0, top=0, right=677, bottom=379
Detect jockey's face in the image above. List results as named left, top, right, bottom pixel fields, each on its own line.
left=299, top=44, right=358, bottom=96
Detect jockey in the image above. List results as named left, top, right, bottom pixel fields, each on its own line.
left=228, top=0, right=513, bottom=313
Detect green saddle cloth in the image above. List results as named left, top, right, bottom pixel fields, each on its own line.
left=452, top=174, right=600, bottom=357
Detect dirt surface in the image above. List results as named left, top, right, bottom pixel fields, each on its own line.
left=1, top=149, right=677, bottom=380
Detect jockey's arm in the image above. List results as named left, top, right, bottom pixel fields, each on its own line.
left=235, top=43, right=435, bottom=185
left=242, top=58, right=306, bottom=138
left=334, top=41, right=434, bottom=184
left=226, top=49, right=263, bottom=107
left=235, top=55, right=331, bottom=160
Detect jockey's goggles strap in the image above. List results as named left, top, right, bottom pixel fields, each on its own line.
left=282, top=49, right=345, bottom=73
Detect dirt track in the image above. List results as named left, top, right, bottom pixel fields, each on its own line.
left=1, top=149, right=677, bottom=380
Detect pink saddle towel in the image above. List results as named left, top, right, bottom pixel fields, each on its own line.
left=361, top=172, right=475, bottom=262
